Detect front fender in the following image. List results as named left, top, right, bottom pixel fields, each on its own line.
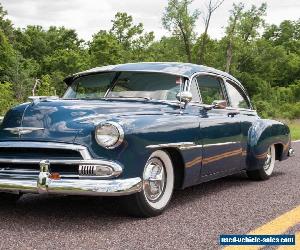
left=75, top=113, right=201, bottom=181
left=246, top=119, right=290, bottom=170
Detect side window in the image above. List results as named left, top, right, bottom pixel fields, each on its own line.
left=225, top=81, right=250, bottom=109
left=196, top=75, right=226, bottom=105
left=189, top=78, right=201, bottom=103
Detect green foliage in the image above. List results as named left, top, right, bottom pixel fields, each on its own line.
left=148, top=36, right=188, bottom=62
left=162, top=0, right=200, bottom=62
left=89, top=30, right=125, bottom=66
left=0, top=2, right=299, bottom=120
left=36, top=75, right=56, bottom=96
left=0, top=4, right=14, bottom=42
left=0, top=29, right=15, bottom=82
left=0, top=82, right=16, bottom=115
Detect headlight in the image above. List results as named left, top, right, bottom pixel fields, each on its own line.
left=95, top=122, right=124, bottom=149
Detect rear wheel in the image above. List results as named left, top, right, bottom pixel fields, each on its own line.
left=247, top=145, right=275, bottom=180
left=122, top=150, right=174, bottom=217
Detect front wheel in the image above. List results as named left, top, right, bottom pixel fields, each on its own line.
left=122, top=150, right=174, bottom=217
left=247, top=144, right=275, bottom=180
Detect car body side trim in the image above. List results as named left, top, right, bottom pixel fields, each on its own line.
left=203, top=142, right=239, bottom=148
left=146, top=142, right=202, bottom=150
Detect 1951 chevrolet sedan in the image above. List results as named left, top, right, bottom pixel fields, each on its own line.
left=0, top=62, right=295, bottom=217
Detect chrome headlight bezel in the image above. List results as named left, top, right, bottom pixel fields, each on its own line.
left=95, top=122, right=124, bottom=149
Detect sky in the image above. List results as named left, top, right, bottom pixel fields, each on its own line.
left=1, top=0, right=300, bottom=41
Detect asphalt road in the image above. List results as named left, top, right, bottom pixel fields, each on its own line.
left=0, top=142, right=299, bottom=250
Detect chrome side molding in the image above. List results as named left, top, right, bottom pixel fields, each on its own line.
left=146, top=142, right=202, bottom=150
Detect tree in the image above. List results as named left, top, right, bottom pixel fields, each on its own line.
left=110, top=12, right=143, bottom=49
left=13, top=26, right=48, bottom=63
left=109, top=12, right=155, bottom=61
left=0, top=3, right=14, bottom=42
left=89, top=30, right=125, bottom=66
left=162, top=0, right=200, bottom=62
left=0, top=3, right=299, bottom=120
left=238, top=3, right=267, bottom=42
left=0, top=82, right=16, bottom=115
left=36, top=75, right=56, bottom=96
left=148, top=36, right=187, bottom=62
left=224, top=3, right=244, bottom=72
left=263, top=19, right=300, bottom=54
left=198, top=0, right=224, bottom=64
left=0, top=29, right=16, bottom=82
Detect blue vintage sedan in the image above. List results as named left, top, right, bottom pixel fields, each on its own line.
left=0, top=63, right=294, bottom=217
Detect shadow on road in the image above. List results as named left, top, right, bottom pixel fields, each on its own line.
left=0, top=170, right=286, bottom=226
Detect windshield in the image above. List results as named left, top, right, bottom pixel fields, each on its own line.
left=63, top=72, right=184, bottom=101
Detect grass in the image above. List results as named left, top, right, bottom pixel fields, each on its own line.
left=288, top=120, right=300, bottom=141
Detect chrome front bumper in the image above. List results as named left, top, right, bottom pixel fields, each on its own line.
left=0, top=175, right=142, bottom=196
left=0, top=172, right=142, bottom=196
left=0, top=165, right=142, bottom=196
left=0, top=141, right=142, bottom=196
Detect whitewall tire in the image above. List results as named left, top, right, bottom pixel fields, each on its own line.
left=122, top=150, right=174, bottom=217
left=247, top=144, right=276, bottom=180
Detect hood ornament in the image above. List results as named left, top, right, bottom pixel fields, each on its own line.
left=28, top=96, right=59, bottom=105
left=4, top=127, right=44, bottom=137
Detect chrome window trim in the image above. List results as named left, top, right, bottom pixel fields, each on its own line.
left=190, top=72, right=229, bottom=107
left=223, top=79, right=253, bottom=110
left=189, top=72, right=254, bottom=111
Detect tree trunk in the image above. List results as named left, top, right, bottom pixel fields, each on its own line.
left=199, top=13, right=211, bottom=64
left=225, top=41, right=233, bottom=73
left=178, top=23, right=192, bottom=63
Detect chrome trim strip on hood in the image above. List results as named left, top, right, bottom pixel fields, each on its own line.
left=4, top=127, right=44, bottom=136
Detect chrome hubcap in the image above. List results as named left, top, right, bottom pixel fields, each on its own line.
left=264, top=147, right=272, bottom=171
left=143, top=158, right=166, bottom=202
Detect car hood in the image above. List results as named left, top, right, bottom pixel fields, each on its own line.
left=0, top=99, right=179, bottom=142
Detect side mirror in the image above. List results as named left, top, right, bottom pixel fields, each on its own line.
left=212, top=100, right=227, bottom=109
left=176, top=91, right=193, bottom=104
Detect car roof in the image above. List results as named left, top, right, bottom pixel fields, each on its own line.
left=64, top=62, right=243, bottom=89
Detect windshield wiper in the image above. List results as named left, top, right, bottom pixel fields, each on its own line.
left=106, top=96, right=151, bottom=101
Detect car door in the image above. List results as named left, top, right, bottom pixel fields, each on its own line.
left=223, top=79, right=257, bottom=169
left=195, top=74, right=243, bottom=178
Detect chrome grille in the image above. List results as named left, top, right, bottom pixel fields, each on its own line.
left=0, top=147, right=82, bottom=160
left=79, top=165, right=96, bottom=176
